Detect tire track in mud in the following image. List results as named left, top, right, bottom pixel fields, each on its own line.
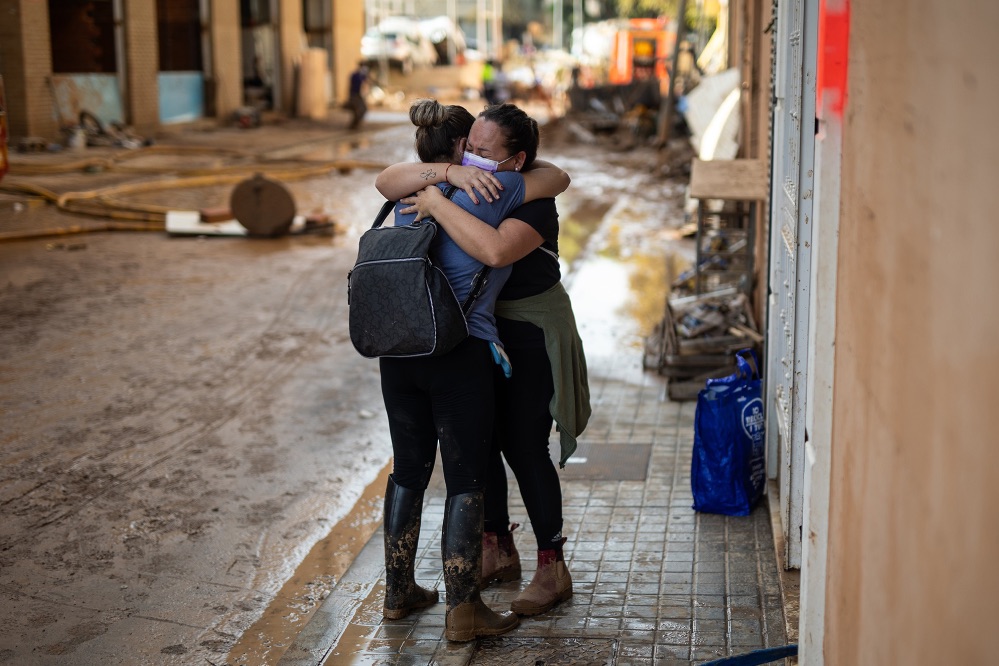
left=4, top=249, right=350, bottom=539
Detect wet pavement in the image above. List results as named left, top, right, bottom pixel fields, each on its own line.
left=0, top=88, right=786, bottom=664
left=269, top=175, right=788, bottom=664
left=276, top=303, right=787, bottom=666
left=0, top=121, right=406, bottom=665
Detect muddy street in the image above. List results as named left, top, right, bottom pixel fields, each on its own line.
left=0, top=94, right=691, bottom=664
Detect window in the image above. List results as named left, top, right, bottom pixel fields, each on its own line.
left=158, top=0, right=203, bottom=72
left=303, top=0, right=332, bottom=54
left=240, top=0, right=272, bottom=27
left=49, top=0, right=117, bottom=74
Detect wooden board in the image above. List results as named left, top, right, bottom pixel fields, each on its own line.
left=689, top=158, right=769, bottom=201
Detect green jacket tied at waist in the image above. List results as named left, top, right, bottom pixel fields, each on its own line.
left=494, top=281, right=591, bottom=467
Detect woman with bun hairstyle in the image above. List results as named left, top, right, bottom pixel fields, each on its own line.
left=374, top=99, right=569, bottom=641
left=388, top=103, right=590, bottom=619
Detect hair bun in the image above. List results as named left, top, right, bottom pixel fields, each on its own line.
left=410, top=99, right=447, bottom=128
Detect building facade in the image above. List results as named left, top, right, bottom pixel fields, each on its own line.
left=0, top=0, right=364, bottom=140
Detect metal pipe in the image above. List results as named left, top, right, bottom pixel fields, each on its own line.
left=553, top=0, right=563, bottom=51
left=477, top=0, right=487, bottom=58
left=658, top=0, right=689, bottom=144
left=113, top=0, right=127, bottom=124
left=573, top=0, right=582, bottom=53
left=447, top=0, right=457, bottom=64
left=491, top=0, right=502, bottom=59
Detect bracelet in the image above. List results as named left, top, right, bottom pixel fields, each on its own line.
left=444, top=163, right=451, bottom=183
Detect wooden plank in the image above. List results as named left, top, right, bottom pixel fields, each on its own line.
left=678, top=334, right=746, bottom=354
left=689, top=158, right=769, bottom=201
left=663, top=303, right=680, bottom=357
left=664, top=353, right=734, bottom=367
left=659, top=364, right=728, bottom=378
left=729, top=324, right=765, bottom=345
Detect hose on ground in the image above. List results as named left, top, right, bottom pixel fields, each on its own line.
left=0, top=158, right=390, bottom=242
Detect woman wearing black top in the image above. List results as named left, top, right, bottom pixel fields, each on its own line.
left=399, top=104, right=590, bottom=618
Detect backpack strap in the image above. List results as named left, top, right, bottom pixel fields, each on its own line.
left=374, top=185, right=487, bottom=315
left=461, top=266, right=491, bottom=315
left=371, top=199, right=396, bottom=229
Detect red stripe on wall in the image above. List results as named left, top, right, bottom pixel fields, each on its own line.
left=817, top=0, right=851, bottom=117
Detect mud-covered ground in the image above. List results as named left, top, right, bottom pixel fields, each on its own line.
left=0, top=79, right=692, bottom=665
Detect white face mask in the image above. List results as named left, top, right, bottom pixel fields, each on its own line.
left=461, top=151, right=515, bottom=173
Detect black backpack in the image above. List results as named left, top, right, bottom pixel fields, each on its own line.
left=347, top=188, right=489, bottom=358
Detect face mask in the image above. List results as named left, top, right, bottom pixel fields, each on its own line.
left=461, top=151, right=515, bottom=173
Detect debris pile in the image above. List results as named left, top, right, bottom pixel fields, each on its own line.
left=68, top=111, right=149, bottom=149
left=644, top=288, right=762, bottom=401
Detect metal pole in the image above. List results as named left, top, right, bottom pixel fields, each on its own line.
left=492, top=0, right=502, bottom=60
left=112, top=0, right=127, bottom=123
left=477, top=0, right=487, bottom=58
left=447, top=0, right=457, bottom=64
left=573, top=0, right=582, bottom=54
left=377, top=0, right=390, bottom=86
left=199, top=0, right=213, bottom=117
left=657, top=0, right=688, bottom=145
left=553, top=0, right=563, bottom=51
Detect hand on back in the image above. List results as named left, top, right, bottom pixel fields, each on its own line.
left=447, top=165, right=504, bottom=205
left=401, top=185, right=444, bottom=222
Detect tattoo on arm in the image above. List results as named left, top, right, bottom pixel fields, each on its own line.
left=420, top=168, right=438, bottom=181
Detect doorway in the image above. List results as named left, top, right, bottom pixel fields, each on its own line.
left=47, top=0, right=124, bottom=128
left=240, top=0, right=281, bottom=110
left=157, top=0, right=206, bottom=123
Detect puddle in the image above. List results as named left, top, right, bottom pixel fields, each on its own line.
left=225, top=464, right=391, bottom=665
left=557, top=197, right=614, bottom=266
left=263, top=137, right=374, bottom=162
left=559, top=182, right=693, bottom=364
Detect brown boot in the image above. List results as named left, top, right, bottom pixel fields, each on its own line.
left=510, top=538, right=572, bottom=616
left=481, top=523, right=522, bottom=588
left=443, top=492, right=519, bottom=642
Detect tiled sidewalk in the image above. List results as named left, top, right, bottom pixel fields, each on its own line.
left=280, top=357, right=787, bottom=665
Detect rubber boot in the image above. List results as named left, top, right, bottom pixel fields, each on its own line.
left=510, top=537, right=573, bottom=616
left=481, top=523, right=522, bottom=588
left=442, top=492, right=519, bottom=641
left=383, top=476, right=439, bottom=620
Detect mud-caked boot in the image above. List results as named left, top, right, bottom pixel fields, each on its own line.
left=511, top=537, right=572, bottom=616
left=481, top=523, right=522, bottom=589
left=443, top=492, right=519, bottom=641
left=383, top=476, right=439, bottom=620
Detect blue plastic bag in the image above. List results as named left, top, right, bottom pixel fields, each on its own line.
left=691, top=349, right=766, bottom=516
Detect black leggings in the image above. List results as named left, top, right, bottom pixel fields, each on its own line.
left=484, top=344, right=564, bottom=550
left=379, top=336, right=494, bottom=497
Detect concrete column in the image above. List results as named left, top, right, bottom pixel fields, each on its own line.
left=0, top=0, right=58, bottom=140
left=278, top=0, right=305, bottom=113
left=210, top=0, right=243, bottom=121
left=331, top=0, right=365, bottom=104
left=123, top=0, right=159, bottom=132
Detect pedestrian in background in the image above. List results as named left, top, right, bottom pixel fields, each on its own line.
left=347, top=62, right=369, bottom=130
left=482, top=60, right=508, bottom=105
